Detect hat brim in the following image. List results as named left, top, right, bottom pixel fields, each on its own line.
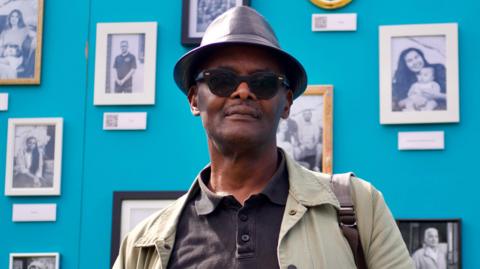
left=173, top=41, right=307, bottom=99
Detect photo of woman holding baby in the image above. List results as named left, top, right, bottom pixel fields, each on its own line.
left=0, top=0, right=43, bottom=84
left=392, top=47, right=447, bottom=112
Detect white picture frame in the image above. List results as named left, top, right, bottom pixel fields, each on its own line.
left=94, top=22, right=157, bottom=105
left=10, top=252, right=60, bottom=269
left=379, top=23, right=459, bottom=124
left=5, top=118, right=63, bottom=196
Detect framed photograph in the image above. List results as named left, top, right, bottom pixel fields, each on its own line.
left=379, top=23, right=459, bottom=124
left=110, top=191, right=185, bottom=266
left=181, top=0, right=250, bottom=46
left=4, top=118, right=63, bottom=196
left=94, top=22, right=157, bottom=105
left=277, top=85, right=333, bottom=174
left=0, top=0, right=43, bottom=85
left=10, top=252, right=59, bottom=269
left=397, top=219, right=461, bottom=269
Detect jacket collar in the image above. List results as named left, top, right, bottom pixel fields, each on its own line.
left=134, top=149, right=339, bottom=247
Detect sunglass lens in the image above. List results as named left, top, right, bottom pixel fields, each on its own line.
left=249, top=73, right=279, bottom=99
left=206, top=71, right=237, bottom=97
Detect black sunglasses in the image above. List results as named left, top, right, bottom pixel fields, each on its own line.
left=195, top=68, right=290, bottom=100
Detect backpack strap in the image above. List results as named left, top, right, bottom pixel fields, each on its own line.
left=330, top=173, right=368, bottom=269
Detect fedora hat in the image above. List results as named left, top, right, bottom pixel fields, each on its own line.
left=173, top=6, right=307, bottom=99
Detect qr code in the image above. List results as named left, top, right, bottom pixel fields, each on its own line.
left=314, top=16, right=328, bottom=29
left=105, top=114, right=119, bottom=128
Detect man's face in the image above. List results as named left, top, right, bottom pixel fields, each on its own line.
left=120, top=41, right=128, bottom=54
left=189, top=45, right=293, bottom=149
left=424, top=228, right=439, bottom=248
left=302, top=110, right=312, bottom=122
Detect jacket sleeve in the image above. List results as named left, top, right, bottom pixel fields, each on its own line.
left=352, top=178, right=415, bottom=269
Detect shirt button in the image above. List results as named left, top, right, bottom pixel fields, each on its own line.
left=287, top=265, right=297, bottom=269
left=241, top=234, right=250, bottom=242
left=239, top=214, right=248, bottom=221
left=288, top=209, right=297, bottom=215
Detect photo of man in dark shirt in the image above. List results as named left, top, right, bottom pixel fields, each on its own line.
left=113, top=40, right=137, bottom=93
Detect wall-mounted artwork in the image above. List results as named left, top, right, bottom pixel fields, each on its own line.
left=277, top=85, right=333, bottom=174
left=4, top=118, right=63, bottom=196
left=379, top=23, right=459, bottom=124
left=10, top=252, right=59, bottom=269
left=0, top=0, right=44, bottom=84
left=94, top=22, right=157, bottom=105
left=110, top=191, right=185, bottom=267
left=397, top=219, right=461, bottom=269
left=181, top=0, right=250, bottom=46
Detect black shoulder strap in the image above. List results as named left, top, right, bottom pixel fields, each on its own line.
left=330, top=173, right=368, bottom=269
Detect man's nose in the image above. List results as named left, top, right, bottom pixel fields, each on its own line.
left=230, top=82, right=257, bottom=100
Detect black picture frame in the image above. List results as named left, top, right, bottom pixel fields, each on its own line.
left=110, top=191, right=185, bottom=267
left=181, top=0, right=251, bottom=46
left=396, top=218, right=461, bottom=269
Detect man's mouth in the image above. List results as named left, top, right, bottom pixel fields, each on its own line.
left=224, top=105, right=260, bottom=119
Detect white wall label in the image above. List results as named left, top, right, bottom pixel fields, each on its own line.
left=12, top=204, right=57, bottom=222
left=103, top=112, right=147, bottom=130
left=312, top=13, right=357, bottom=32
left=398, top=131, right=445, bottom=150
left=0, top=93, right=8, bottom=111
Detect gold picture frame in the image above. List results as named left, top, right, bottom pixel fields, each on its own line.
left=277, top=85, right=333, bottom=174
left=310, top=0, right=352, bottom=10
left=0, top=0, right=44, bottom=85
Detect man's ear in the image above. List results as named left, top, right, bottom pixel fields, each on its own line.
left=188, top=85, right=200, bottom=116
left=281, top=90, right=293, bottom=119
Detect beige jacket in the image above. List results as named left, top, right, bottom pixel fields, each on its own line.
left=113, top=154, right=414, bottom=269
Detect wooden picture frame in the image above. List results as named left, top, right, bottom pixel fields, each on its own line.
left=4, top=118, right=63, bottom=196
left=379, top=23, right=459, bottom=124
left=277, top=85, right=333, bottom=174
left=110, top=191, right=185, bottom=267
left=397, top=218, right=461, bottom=269
left=0, top=0, right=44, bottom=85
left=94, top=22, right=157, bottom=105
left=181, top=0, right=250, bottom=46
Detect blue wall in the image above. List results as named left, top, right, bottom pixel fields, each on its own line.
left=1, top=0, right=479, bottom=268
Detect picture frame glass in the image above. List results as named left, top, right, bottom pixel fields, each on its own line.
left=391, top=35, right=447, bottom=112
left=277, top=86, right=333, bottom=173
left=10, top=253, right=59, bottom=269
left=11, top=123, right=57, bottom=189
left=0, top=0, right=43, bottom=84
left=397, top=219, right=461, bottom=269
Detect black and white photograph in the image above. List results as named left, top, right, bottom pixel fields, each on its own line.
left=10, top=253, right=59, bottom=269
left=397, top=219, right=461, bottom=269
left=391, top=35, right=447, bottom=112
left=105, top=33, right=145, bottom=94
left=276, top=85, right=333, bottom=174
left=0, top=0, right=43, bottom=84
left=110, top=191, right=185, bottom=267
left=379, top=23, right=459, bottom=124
left=5, top=118, right=63, bottom=196
left=181, top=0, right=249, bottom=46
left=94, top=22, right=157, bottom=105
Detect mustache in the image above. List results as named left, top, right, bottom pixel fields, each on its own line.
left=223, top=102, right=261, bottom=118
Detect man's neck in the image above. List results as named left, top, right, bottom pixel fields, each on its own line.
left=207, top=142, right=279, bottom=205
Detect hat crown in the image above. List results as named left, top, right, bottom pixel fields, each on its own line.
left=201, top=6, right=280, bottom=49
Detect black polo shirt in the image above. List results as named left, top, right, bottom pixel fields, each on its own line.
left=167, top=152, right=289, bottom=269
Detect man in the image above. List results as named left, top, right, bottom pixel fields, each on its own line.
left=113, top=6, right=414, bottom=269
left=296, top=109, right=322, bottom=171
left=113, top=40, right=136, bottom=93
left=412, top=228, right=447, bottom=269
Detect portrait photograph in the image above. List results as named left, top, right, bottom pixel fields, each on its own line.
left=0, top=0, right=43, bottom=85
left=397, top=219, right=461, bottom=269
left=4, top=118, right=63, bottom=196
left=10, top=253, right=59, bottom=269
left=277, top=85, right=333, bottom=174
left=110, top=191, right=185, bottom=267
left=379, top=23, right=459, bottom=124
left=181, top=0, right=250, bottom=46
left=94, top=22, right=157, bottom=105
